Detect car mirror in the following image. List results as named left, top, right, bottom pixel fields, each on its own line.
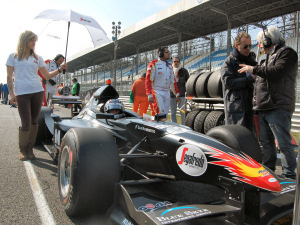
left=95, top=112, right=125, bottom=120
left=155, top=113, right=167, bottom=122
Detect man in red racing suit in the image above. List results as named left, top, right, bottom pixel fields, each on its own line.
left=146, top=46, right=180, bottom=115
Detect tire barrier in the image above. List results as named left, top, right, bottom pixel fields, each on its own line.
left=207, top=69, right=223, bottom=98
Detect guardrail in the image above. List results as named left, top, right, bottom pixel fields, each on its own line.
left=119, top=96, right=300, bottom=132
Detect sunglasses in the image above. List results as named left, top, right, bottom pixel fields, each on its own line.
left=242, top=44, right=252, bottom=49
left=173, top=61, right=180, bottom=63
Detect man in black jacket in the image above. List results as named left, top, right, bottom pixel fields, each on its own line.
left=239, top=26, right=298, bottom=179
left=170, top=57, right=189, bottom=124
left=221, top=32, right=257, bottom=131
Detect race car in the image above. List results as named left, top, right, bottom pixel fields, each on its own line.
left=36, top=84, right=296, bottom=225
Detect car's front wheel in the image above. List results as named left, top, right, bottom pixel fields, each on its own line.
left=58, top=127, right=120, bottom=216
left=206, top=125, right=263, bottom=163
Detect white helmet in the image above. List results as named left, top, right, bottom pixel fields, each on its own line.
left=104, top=99, right=124, bottom=113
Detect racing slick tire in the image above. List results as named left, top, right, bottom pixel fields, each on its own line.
left=185, top=109, right=201, bottom=130
left=195, top=71, right=212, bottom=98
left=194, top=110, right=210, bottom=133
left=186, top=73, right=202, bottom=97
left=206, top=125, right=263, bottom=163
left=58, top=127, right=120, bottom=216
left=207, top=70, right=223, bottom=98
left=36, top=106, right=53, bottom=145
left=203, top=110, right=225, bottom=134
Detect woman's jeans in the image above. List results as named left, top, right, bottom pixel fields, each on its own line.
left=259, top=108, right=296, bottom=179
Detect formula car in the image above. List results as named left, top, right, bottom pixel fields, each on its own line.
left=37, top=84, right=296, bottom=225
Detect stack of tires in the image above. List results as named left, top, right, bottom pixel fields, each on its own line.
left=185, top=108, right=225, bottom=134
left=185, top=69, right=225, bottom=134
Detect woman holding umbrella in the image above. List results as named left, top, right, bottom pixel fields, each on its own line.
left=6, top=30, right=67, bottom=161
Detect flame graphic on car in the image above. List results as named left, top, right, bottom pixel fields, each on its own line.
left=205, top=145, right=282, bottom=192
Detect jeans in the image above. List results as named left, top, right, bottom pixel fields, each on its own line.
left=170, top=97, right=185, bottom=125
left=259, top=108, right=296, bottom=178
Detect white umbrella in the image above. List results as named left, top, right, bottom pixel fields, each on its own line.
left=34, top=9, right=109, bottom=60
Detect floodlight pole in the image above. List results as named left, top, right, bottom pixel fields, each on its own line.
left=113, top=37, right=118, bottom=88
left=112, top=21, right=121, bottom=88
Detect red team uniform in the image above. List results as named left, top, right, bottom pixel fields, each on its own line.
left=145, top=59, right=179, bottom=114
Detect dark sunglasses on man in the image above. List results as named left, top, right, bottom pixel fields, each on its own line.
left=242, top=44, right=252, bottom=49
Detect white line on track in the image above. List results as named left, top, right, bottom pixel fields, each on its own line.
left=24, top=160, right=56, bottom=225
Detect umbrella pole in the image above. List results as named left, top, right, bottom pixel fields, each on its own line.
left=63, top=21, right=70, bottom=74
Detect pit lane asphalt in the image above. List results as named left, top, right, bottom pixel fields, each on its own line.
left=0, top=103, right=284, bottom=225
left=0, top=104, right=105, bottom=225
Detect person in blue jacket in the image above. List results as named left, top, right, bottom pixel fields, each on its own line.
left=1, top=83, right=9, bottom=104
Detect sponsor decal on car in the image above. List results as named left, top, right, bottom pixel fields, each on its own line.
left=205, top=145, right=282, bottom=192
left=135, top=124, right=156, bottom=133
left=268, top=178, right=277, bottom=182
left=138, top=201, right=172, bottom=212
left=176, top=145, right=207, bottom=176
left=121, top=218, right=134, bottom=225
left=155, top=207, right=211, bottom=224
left=279, top=184, right=296, bottom=194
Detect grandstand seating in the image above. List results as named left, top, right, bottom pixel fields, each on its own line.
left=92, top=45, right=258, bottom=84
left=85, top=37, right=298, bottom=88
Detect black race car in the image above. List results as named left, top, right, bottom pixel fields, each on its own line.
left=37, top=84, right=296, bottom=225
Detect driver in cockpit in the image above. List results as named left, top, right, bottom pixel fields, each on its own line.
left=104, top=99, right=125, bottom=115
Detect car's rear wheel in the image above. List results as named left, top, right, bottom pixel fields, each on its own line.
left=36, top=106, right=53, bottom=145
left=58, top=127, right=120, bottom=216
left=206, top=125, right=263, bottom=163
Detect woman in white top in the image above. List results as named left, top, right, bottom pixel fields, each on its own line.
left=6, top=30, right=67, bottom=161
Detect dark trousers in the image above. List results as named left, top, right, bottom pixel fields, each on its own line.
left=16, top=92, right=44, bottom=131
